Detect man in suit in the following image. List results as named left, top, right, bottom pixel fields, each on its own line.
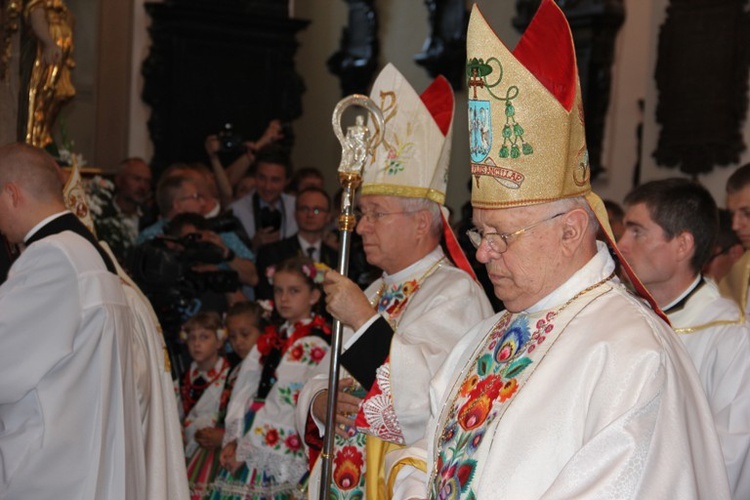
left=0, top=142, right=146, bottom=499
left=255, top=186, right=338, bottom=299
left=228, top=144, right=298, bottom=251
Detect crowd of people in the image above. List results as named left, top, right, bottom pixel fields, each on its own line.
left=1, top=0, right=750, bottom=499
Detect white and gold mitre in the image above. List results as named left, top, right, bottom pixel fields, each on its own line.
left=361, top=63, right=455, bottom=205
left=467, top=0, right=590, bottom=209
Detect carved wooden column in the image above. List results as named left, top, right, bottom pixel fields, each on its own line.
left=142, top=0, right=309, bottom=171
left=654, top=0, right=750, bottom=176
left=414, top=0, right=469, bottom=90
left=327, top=0, right=379, bottom=96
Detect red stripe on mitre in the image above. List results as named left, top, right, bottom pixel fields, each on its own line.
left=420, top=75, right=454, bottom=136
left=512, top=0, right=577, bottom=112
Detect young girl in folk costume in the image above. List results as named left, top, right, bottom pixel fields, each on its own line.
left=178, top=311, right=233, bottom=499
left=225, top=301, right=267, bottom=378
left=210, top=257, right=331, bottom=499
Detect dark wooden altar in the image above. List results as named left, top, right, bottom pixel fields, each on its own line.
left=142, top=0, right=309, bottom=172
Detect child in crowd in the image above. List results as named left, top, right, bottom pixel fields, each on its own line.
left=225, top=301, right=267, bottom=372
left=178, top=311, right=232, bottom=499
left=210, top=257, right=331, bottom=499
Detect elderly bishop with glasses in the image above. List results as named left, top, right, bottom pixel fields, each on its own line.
left=389, top=2, right=731, bottom=499
left=295, top=63, right=494, bottom=498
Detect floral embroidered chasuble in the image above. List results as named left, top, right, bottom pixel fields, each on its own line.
left=430, top=284, right=611, bottom=499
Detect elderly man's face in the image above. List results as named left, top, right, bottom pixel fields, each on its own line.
left=116, top=160, right=152, bottom=205
left=356, top=195, right=422, bottom=275
left=472, top=204, right=565, bottom=312
left=171, top=181, right=207, bottom=218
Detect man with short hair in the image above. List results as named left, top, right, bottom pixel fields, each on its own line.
left=92, top=157, right=153, bottom=263
left=136, top=174, right=257, bottom=296
left=722, top=163, right=750, bottom=314
left=137, top=175, right=208, bottom=243
left=619, top=178, right=750, bottom=498
left=295, top=64, right=493, bottom=499
left=705, top=209, right=745, bottom=282
left=727, top=163, right=750, bottom=250
left=229, top=144, right=298, bottom=251
left=0, top=143, right=146, bottom=499
left=392, top=2, right=729, bottom=498
left=254, top=186, right=338, bottom=299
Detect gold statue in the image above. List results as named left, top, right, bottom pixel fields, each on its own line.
left=22, top=0, right=75, bottom=148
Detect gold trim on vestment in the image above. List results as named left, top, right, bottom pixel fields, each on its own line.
left=361, top=183, right=445, bottom=204
left=387, top=457, right=427, bottom=500
left=674, top=318, right=745, bottom=334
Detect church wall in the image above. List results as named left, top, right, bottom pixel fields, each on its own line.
left=62, top=0, right=747, bottom=211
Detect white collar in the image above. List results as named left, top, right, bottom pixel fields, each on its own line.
left=662, top=274, right=702, bottom=312
left=24, top=210, right=70, bottom=243
left=382, top=246, right=445, bottom=286
left=298, top=234, right=321, bottom=250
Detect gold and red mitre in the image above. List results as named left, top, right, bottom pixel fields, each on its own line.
left=467, top=0, right=590, bottom=209
left=467, top=0, right=668, bottom=320
left=362, top=63, right=454, bottom=204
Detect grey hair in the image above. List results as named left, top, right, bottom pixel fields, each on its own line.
left=396, top=197, right=444, bottom=238
left=545, top=197, right=600, bottom=235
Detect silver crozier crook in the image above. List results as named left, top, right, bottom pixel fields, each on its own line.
left=319, top=95, right=385, bottom=499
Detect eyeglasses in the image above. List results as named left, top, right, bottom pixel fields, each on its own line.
left=466, top=212, right=566, bottom=254
left=296, top=206, right=329, bottom=215
left=178, top=192, right=204, bottom=202
left=355, top=209, right=420, bottom=223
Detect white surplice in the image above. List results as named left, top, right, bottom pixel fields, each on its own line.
left=297, top=247, right=494, bottom=498
left=391, top=243, right=730, bottom=499
left=0, top=231, right=146, bottom=499
left=667, top=277, right=750, bottom=499
left=102, top=242, right=191, bottom=500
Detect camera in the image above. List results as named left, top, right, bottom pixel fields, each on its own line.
left=258, top=206, right=282, bottom=232
left=217, top=122, right=245, bottom=152
left=128, top=235, right=240, bottom=327
left=128, top=235, right=241, bottom=377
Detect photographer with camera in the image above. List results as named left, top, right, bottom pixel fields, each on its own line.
left=136, top=175, right=257, bottom=288
left=131, top=208, right=258, bottom=377
left=205, top=119, right=284, bottom=209
left=228, top=144, right=298, bottom=252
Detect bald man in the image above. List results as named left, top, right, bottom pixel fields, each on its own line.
left=0, top=143, right=145, bottom=499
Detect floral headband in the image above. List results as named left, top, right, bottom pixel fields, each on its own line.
left=256, top=299, right=275, bottom=319
left=266, top=261, right=331, bottom=286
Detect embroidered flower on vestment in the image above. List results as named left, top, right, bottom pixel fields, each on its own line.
left=333, top=445, right=364, bottom=490
left=494, top=318, right=530, bottom=363
left=499, top=379, right=519, bottom=402
left=460, top=374, right=480, bottom=397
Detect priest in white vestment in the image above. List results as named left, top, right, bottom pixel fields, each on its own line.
left=296, top=64, right=493, bottom=498
left=619, top=178, right=750, bottom=499
left=388, top=3, right=731, bottom=498
left=722, top=164, right=750, bottom=316
left=62, top=160, right=191, bottom=500
left=0, top=143, right=146, bottom=499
